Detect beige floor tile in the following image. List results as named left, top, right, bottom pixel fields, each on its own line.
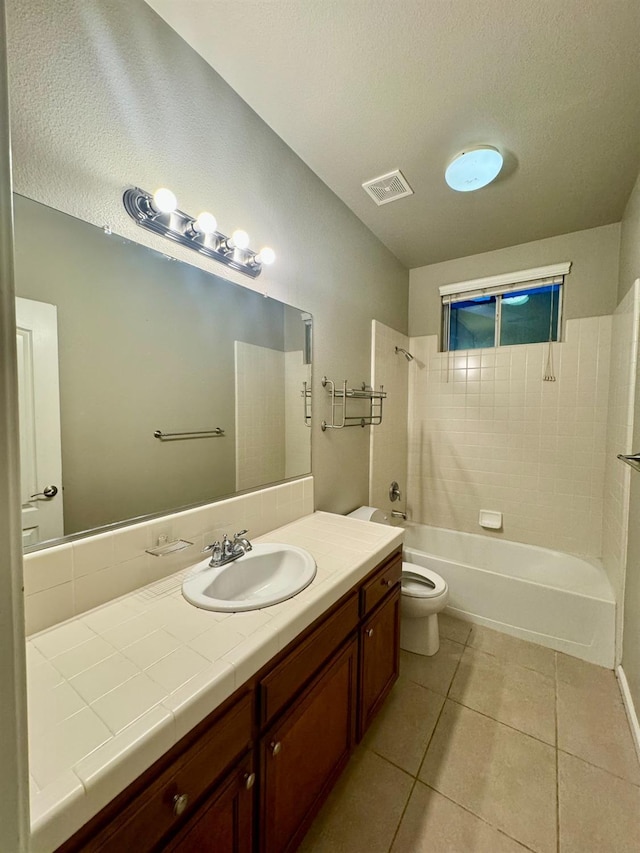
left=559, top=751, right=640, bottom=853
left=299, top=748, right=413, bottom=853
left=468, top=626, right=556, bottom=677
left=400, top=638, right=464, bottom=696
left=556, top=651, right=618, bottom=694
left=390, top=782, right=530, bottom=853
left=420, top=701, right=556, bottom=853
left=450, top=646, right=556, bottom=744
left=362, top=676, right=445, bottom=775
left=557, top=678, right=640, bottom=784
left=439, top=612, right=472, bottom=645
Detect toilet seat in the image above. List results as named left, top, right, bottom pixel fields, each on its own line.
left=401, top=563, right=447, bottom=599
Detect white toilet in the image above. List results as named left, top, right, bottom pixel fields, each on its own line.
left=400, top=564, right=449, bottom=656
left=347, top=507, right=449, bottom=656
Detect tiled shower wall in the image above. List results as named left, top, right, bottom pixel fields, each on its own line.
left=284, top=350, right=311, bottom=479
left=406, top=317, right=612, bottom=558
left=369, top=321, right=409, bottom=512
left=235, top=342, right=285, bottom=491
left=602, top=281, right=640, bottom=654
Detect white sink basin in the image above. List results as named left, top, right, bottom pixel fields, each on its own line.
left=182, top=543, right=317, bottom=612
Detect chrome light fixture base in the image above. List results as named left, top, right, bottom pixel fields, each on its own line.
left=123, top=187, right=263, bottom=278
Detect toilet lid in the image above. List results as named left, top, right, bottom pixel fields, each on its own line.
left=401, top=564, right=447, bottom=598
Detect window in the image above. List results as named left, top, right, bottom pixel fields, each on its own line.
left=440, top=262, right=570, bottom=352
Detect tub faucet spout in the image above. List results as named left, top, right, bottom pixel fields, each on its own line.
left=391, top=510, right=407, bottom=520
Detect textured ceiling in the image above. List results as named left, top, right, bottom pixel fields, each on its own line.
left=145, top=0, right=640, bottom=269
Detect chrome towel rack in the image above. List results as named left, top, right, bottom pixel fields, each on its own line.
left=321, top=376, right=386, bottom=431
left=154, top=427, right=225, bottom=440
left=618, top=452, right=640, bottom=473
left=302, top=381, right=312, bottom=427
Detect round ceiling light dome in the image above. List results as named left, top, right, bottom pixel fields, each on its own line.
left=445, top=146, right=503, bottom=192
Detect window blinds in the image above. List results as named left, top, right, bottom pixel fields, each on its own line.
left=439, top=262, right=571, bottom=304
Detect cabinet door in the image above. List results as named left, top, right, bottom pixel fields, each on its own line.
left=164, top=754, right=255, bottom=853
left=359, top=587, right=400, bottom=739
left=260, top=637, right=358, bottom=853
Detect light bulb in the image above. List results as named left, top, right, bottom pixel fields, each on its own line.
left=231, top=229, right=250, bottom=250
left=193, top=211, right=217, bottom=235
left=445, top=146, right=503, bottom=192
left=256, top=247, right=276, bottom=265
left=151, top=187, right=178, bottom=213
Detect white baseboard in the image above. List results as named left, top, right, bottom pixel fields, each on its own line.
left=616, top=665, right=640, bottom=764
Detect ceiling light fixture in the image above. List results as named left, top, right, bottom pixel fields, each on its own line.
left=502, top=294, right=530, bottom=306
left=123, top=187, right=275, bottom=278
left=445, top=146, right=503, bottom=192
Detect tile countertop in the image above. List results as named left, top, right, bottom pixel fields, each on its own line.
left=26, top=511, right=403, bottom=853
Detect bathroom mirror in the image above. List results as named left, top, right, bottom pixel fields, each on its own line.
left=13, top=194, right=312, bottom=550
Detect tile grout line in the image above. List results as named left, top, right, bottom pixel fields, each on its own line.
left=555, top=745, right=640, bottom=788
left=445, top=695, right=556, bottom=748
left=384, top=691, right=450, bottom=853
left=418, top=782, right=541, bottom=853
left=385, top=636, right=467, bottom=853
left=409, top=629, right=542, bottom=853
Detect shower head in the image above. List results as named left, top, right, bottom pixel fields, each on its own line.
left=395, top=346, right=414, bottom=362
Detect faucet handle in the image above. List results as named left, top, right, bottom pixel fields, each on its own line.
left=234, top=529, right=248, bottom=539
left=203, top=540, right=220, bottom=553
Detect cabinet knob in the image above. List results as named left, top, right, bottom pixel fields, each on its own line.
left=244, top=772, right=256, bottom=790
left=270, top=741, right=282, bottom=756
left=173, top=793, right=189, bottom=816
left=381, top=577, right=391, bottom=587
left=366, top=627, right=374, bottom=637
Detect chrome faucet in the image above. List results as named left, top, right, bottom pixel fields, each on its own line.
left=203, top=529, right=253, bottom=567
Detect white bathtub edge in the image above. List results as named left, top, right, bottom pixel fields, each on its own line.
left=445, top=605, right=615, bottom=668
left=616, top=665, right=640, bottom=765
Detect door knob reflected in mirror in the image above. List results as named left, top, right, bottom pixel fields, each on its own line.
left=30, top=485, right=58, bottom=499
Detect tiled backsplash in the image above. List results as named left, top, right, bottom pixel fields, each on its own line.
left=23, top=477, right=314, bottom=635
left=369, top=320, right=409, bottom=511
left=407, top=318, right=612, bottom=557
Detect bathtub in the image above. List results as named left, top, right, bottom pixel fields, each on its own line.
left=401, top=522, right=616, bottom=667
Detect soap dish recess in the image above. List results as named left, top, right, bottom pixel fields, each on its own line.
left=478, top=510, right=502, bottom=530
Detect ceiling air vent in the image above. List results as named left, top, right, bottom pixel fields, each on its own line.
left=362, top=169, right=414, bottom=206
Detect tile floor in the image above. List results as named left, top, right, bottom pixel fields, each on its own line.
left=299, top=615, right=640, bottom=853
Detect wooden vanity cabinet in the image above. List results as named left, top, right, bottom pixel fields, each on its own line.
left=358, top=587, right=401, bottom=738
left=55, top=547, right=401, bottom=853
left=56, top=691, right=254, bottom=853
left=164, top=752, right=255, bottom=853
left=259, top=638, right=358, bottom=853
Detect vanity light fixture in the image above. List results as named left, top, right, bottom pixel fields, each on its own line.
left=123, top=186, right=276, bottom=278
left=445, top=146, right=503, bottom=192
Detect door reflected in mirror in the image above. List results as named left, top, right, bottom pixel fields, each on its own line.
left=13, top=194, right=312, bottom=550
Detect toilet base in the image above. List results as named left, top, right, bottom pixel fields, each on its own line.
left=400, top=612, right=440, bottom=656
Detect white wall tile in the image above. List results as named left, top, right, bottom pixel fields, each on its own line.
left=406, top=319, right=613, bottom=557
left=23, top=477, right=313, bottom=634
left=369, top=320, right=410, bottom=513
left=23, top=544, right=73, bottom=595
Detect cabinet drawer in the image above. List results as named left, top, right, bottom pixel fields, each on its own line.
left=164, top=752, right=255, bottom=853
left=360, top=552, right=402, bottom=617
left=259, top=591, right=359, bottom=726
left=91, top=692, right=253, bottom=852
